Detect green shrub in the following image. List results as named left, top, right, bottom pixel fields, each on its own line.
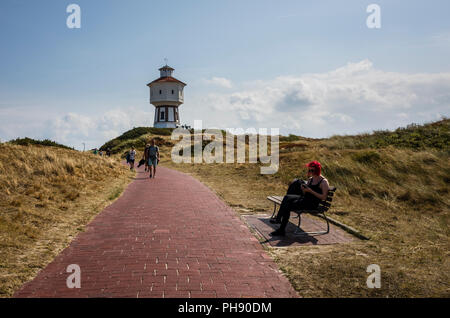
left=321, top=118, right=449, bottom=151
left=8, top=138, right=72, bottom=150
left=100, top=127, right=174, bottom=153
left=280, top=134, right=301, bottom=142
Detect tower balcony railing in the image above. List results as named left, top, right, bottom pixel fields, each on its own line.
left=150, top=97, right=184, bottom=104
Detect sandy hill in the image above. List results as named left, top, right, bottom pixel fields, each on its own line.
left=100, top=119, right=449, bottom=297
left=2, top=119, right=448, bottom=297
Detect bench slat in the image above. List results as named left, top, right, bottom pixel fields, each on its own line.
left=267, top=197, right=282, bottom=205
left=321, top=201, right=332, bottom=207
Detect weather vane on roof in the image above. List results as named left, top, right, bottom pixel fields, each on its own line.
left=164, top=58, right=168, bottom=66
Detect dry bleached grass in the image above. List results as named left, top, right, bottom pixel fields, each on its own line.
left=99, top=120, right=449, bottom=297
left=164, top=142, right=450, bottom=297
left=2, top=119, right=448, bottom=298
left=0, top=143, right=132, bottom=297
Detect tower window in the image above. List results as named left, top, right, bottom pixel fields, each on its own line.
left=160, top=110, right=165, bottom=120
left=159, top=90, right=162, bottom=94
left=172, top=90, right=174, bottom=94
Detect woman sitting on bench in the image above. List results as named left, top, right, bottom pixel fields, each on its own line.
left=270, top=161, right=330, bottom=236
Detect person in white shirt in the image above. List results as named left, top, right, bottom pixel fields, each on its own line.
left=128, top=147, right=136, bottom=170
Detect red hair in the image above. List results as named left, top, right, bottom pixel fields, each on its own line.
left=306, top=161, right=322, bottom=176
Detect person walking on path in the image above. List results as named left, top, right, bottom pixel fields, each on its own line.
left=146, top=139, right=160, bottom=178
left=143, top=143, right=150, bottom=172
left=128, top=147, right=137, bottom=171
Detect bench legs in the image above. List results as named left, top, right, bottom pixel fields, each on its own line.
left=269, top=202, right=330, bottom=236
left=270, top=202, right=278, bottom=219
left=294, top=212, right=330, bottom=236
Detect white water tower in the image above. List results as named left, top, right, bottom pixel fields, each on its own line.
left=147, top=64, right=186, bottom=128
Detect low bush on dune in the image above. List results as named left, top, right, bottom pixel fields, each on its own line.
left=100, top=127, right=174, bottom=154
left=280, top=134, right=301, bottom=142
left=322, top=118, right=449, bottom=152
left=8, top=137, right=72, bottom=150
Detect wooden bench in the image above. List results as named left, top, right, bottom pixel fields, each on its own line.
left=267, top=187, right=336, bottom=236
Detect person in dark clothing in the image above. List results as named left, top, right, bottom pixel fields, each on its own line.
left=146, top=139, right=160, bottom=179
left=143, top=143, right=150, bottom=172
left=270, top=161, right=330, bottom=236
left=285, top=178, right=307, bottom=196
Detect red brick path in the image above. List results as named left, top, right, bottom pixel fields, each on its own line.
left=14, top=166, right=297, bottom=298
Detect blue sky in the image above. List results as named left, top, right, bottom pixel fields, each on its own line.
left=1, top=0, right=450, bottom=149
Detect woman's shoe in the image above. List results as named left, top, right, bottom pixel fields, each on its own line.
left=269, top=219, right=281, bottom=224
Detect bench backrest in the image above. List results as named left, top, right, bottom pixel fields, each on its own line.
left=316, top=186, right=336, bottom=212
left=267, top=186, right=337, bottom=213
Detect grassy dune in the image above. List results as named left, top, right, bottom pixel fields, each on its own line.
left=103, top=119, right=449, bottom=297
left=164, top=147, right=449, bottom=297
left=0, top=143, right=133, bottom=297
left=2, top=119, right=447, bottom=298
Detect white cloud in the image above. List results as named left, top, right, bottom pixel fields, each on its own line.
left=204, top=77, right=233, bottom=88
left=185, top=60, right=450, bottom=137
left=1, top=60, right=449, bottom=148
left=0, top=106, right=154, bottom=150
left=51, top=108, right=154, bottom=150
